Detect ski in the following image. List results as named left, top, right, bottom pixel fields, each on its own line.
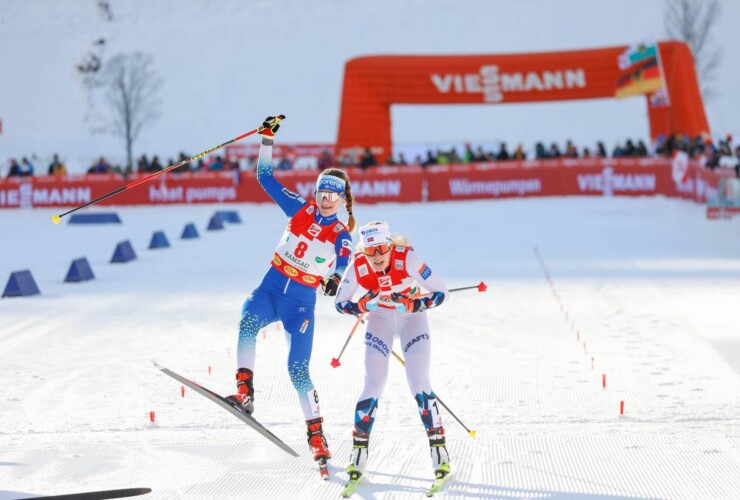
left=317, top=456, right=329, bottom=480
left=425, top=472, right=452, bottom=497
left=151, top=360, right=299, bottom=457
left=340, top=473, right=363, bottom=497
left=24, top=488, right=151, bottom=499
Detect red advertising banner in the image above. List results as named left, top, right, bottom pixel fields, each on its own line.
left=236, top=166, right=425, bottom=204
left=0, top=159, right=720, bottom=209
left=425, top=159, right=683, bottom=201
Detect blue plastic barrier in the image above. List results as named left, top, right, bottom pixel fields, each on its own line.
left=215, top=210, right=242, bottom=224
left=2, top=270, right=41, bottom=298
left=111, top=240, right=137, bottom=263
left=181, top=223, right=199, bottom=239
left=149, top=231, right=171, bottom=249
left=207, top=214, right=224, bottom=231
left=64, top=258, right=95, bottom=283
left=69, top=213, right=122, bottom=224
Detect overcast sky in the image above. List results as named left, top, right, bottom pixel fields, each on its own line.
left=0, top=0, right=738, bottom=167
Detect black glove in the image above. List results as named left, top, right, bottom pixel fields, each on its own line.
left=258, top=115, right=285, bottom=145
left=321, top=273, right=341, bottom=296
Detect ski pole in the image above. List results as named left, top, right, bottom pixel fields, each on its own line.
left=390, top=350, right=476, bottom=438
left=449, top=281, right=487, bottom=293
left=330, top=313, right=366, bottom=368
left=50, top=116, right=284, bottom=224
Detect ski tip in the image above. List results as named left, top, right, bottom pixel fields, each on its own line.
left=330, top=358, right=341, bottom=368
left=477, top=281, right=487, bottom=292
left=468, top=429, right=477, bottom=438
left=50, top=215, right=62, bottom=225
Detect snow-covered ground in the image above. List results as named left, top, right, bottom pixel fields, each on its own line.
left=1, top=196, right=740, bottom=499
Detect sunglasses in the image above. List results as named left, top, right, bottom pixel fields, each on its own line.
left=363, top=244, right=391, bottom=257
left=316, top=191, right=341, bottom=203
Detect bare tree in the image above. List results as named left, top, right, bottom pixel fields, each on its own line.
left=664, top=0, right=722, bottom=100
left=102, top=53, right=162, bottom=173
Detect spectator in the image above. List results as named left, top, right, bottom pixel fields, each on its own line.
left=473, top=146, right=487, bottom=162
left=208, top=155, right=224, bottom=171
left=700, top=143, right=719, bottom=170
left=534, top=142, right=548, bottom=159
left=88, top=156, right=111, bottom=174
left=359, top=148, right=378, bottom=170
left=612, top=143, right=624, bottom=158
left=150, top=155, right=163, bottom=172
left=227, top=157, right=240, bottom=170
left=496, top=142, right=510, bottom=161
left=548, top=143, right=562, bottom=158
left=7, top=158, right=21, bottom=177
left=137, top=155, right=150, bottom=173
left=317, top=150, right=333, bottom=171
left=463, top=144, right=475, bottom=163
left=582, top=147, right=592, bottom=158
left=277, top=156, right=293, bottom=170
left=448, top=148, right=461, bottom=164
left=244, top=155, right=258, bottom=171
left=436, top=149, right=449, bottom=165
left=596, top=142, right=608, bottom=158
left=173, top=152, right=190, bottom=174
left=20, top=157, right=35, bottom=176
left=193, top=158, right=206, bottom=171
left=513, top=144, right=526, bottom=160
left=564, top=140, right=578, bottom=158
left=397, top=153, right=408, bottom=166
left=421, top=150, right=437, bottom=168
left=623, top=139, right=637, bottom=156
left=47, top=154, right=67, bottom=176
left=635, top=140, right=648, bottom=157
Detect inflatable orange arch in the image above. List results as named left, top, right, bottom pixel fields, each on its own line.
left=336, top=41, right=709, bottom=159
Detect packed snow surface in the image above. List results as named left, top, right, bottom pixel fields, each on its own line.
left=1, top=196, right=740, bottom=499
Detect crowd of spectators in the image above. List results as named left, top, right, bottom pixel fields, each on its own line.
left=5, top=134, right=740, bottom=179
left=329, top=134, right=740, bottom=178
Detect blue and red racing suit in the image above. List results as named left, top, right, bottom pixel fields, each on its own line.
left=237, top=143, right=352, bottom=420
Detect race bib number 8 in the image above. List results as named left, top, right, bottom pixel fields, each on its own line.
left=295, top=241, right=308, bottom=258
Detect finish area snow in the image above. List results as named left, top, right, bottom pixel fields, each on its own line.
left=1, top=197, right=739, bottom=499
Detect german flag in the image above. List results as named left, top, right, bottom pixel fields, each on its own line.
left=615, top=57, right=663, bottom=99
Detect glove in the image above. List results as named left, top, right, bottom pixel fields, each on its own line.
left=391, top=291, right=445, bottom=313
left=321, top=273, right=341, bottom=296
left=258, top=115, right=285, bottom=144
left=390, top=292, right=418, bottom=313
left=357, top=289, right=379, bottom=313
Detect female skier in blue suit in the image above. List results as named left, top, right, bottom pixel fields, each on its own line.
left=227, top=116, right=356, bottom=464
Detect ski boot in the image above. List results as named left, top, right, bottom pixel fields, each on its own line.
left=428, top=427, right=451, bottom=479
left=306, top=417, right=332, bottom=461
left=347, top=431, right=369, bottom=480
left=225, top=368, right=254, bottom=415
